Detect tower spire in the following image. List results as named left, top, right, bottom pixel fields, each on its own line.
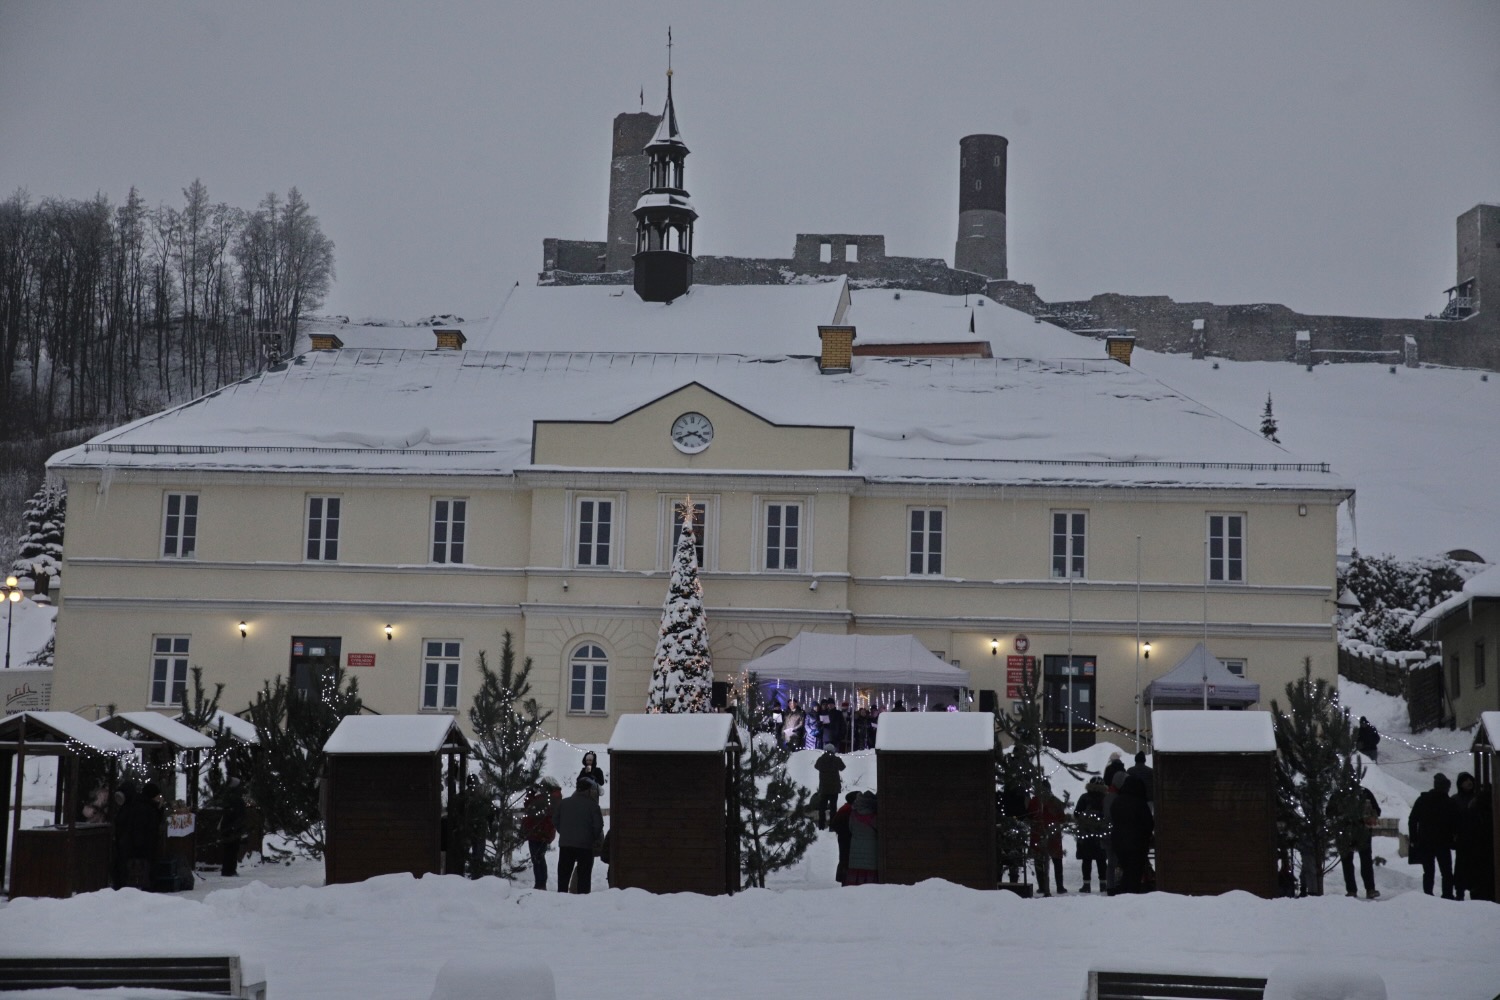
left=632, top=27, right=696, bottom=303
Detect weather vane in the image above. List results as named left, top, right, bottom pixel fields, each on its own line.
left=667, top=25, right=673, bottom=77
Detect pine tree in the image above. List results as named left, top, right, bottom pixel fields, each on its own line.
left=466, top=634, right=551, bottom=879
left=178, top=665, right=252, bottom=805
left=1260, top=393, right=1280, bottom=443
left=243, top=665, right=363, bottom=857
left=1271, top=657, right=1361, bottom=895
left=732, top=673, right=818, bottom=888
left=11, top=480, right=65, bottom=597
left=646, top=500, right=714, bottom=713
left=994, top=665, right=1046, bottom=890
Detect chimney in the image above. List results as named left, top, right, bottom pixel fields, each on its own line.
left=434, top=328, right=467, bottom=350
left=308, top=333, right=344, bottom=351
left=819, top=325, right=856, bottom=373
left=1105, top=333, right=1135, bottom=366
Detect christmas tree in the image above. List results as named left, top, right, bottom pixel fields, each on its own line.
left=732, top=673, right=817, bottom=888
left=646, top=500, right=714, bottom=713
left=994, top=663, right=1047, bottom=890
left=11, top=480, right=65, bottom=597
left=1260, top=392, right=1280, bottom=443
left=1271, top=657, right=1361, bottom=895
left=466, top=634, right=551, bottom=879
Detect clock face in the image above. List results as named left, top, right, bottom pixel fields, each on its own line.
left=670, top=411, right=714, bottom=453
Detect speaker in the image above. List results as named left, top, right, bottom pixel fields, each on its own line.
left=711, top=681, right=729, bottom=709
left=978, top=689, right=998, bottom=714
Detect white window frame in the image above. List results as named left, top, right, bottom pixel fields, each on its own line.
left=305, top=495, right=341, bottom=562
left=568, top=643, right=609, bottom=715
left=1207, top=512, right=1246, bottom=583
left=1051, top=510, right=1087, bottom=579
left=908, top=507, right=945, bottom=576
left=661, top=495, right=715, bottom=570
left=161, top=492, right=198, bottom=559
left=1221, top=657, right=1248, bottom=678
left=420, top=639, right=462, bottom=712
left=573, top=494, right=619, bottom=569
left=149, top=635, right=190, bottom=707
left=760, top=498, right=806, bottom=572
left=431, top=497, right=468, bottom=565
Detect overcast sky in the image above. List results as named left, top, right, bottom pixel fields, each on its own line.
left=2, top=2, right=1497, bottom=324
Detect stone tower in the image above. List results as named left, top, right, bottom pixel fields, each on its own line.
left=632, top=71, right=697, bottom=302
left=954, top=134, right=1008, bottom=280
left=1453, top=203, right=1500, bottom=332
left=606, top=111, right=661, bottom=273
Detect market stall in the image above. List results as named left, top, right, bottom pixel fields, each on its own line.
left=1142, top=643, right=1260, bottom=710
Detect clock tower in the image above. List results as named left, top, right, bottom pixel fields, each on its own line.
left=632, top=38, right=697, bottom=303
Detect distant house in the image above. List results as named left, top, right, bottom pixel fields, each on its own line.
left=1413, top=564, right=1500, bottom=729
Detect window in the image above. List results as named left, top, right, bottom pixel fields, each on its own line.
left=149, top=635, right=190, bottom=706
left=575, top=496, right=615, bottom=567
left=1449, top=653, right=1462, bottom=699
left=665, top=497, right=709, bottom=569
left=1051, top=511, right=1086, bottom=578
left=569, top=643, right=608, bottom=713
left=1476, top=641, right=1487, bottom=689
left=819, top=242, right=832, bottom=263
left=1221, top=658, right=1248, bottom=678
left=763, top=501, right=803, bottom=571
left=431, top=498, right=467, bottom=564
left=162, top=493, right=198, bottom=558
left=908, top=508, right=944, bottom=575
left=844, top=242, right=858, bottom=263
left=421, top=640, right=461, bottom=711
left=306, top=496, right=341, bottom=561
left=1208, top=513, right=1245, bottom=582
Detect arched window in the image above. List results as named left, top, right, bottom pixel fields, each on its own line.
left=569, top=643, right=608, bottom=714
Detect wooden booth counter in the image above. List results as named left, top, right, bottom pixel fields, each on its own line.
left=9, top=823, right=113, bottom=898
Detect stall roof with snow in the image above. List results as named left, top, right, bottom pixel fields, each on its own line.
left=198, top=709, right=260, bottom=745
left=1143, top=643, right=1261, bottom=707
left=0, top=711, right=135, bottom=755
left=743, top=633, right=972, bottom=689
left=608, top=713, right=734, bottom=752
left=323, top=714, right=467, bottom=755
left=1152, top=709, right=1275, bottom=753
left=875, top=711, right=994, bottom=751
left=100, top=711, right=216, bottom=751
left=1481, top=711, right=1500, bottom=750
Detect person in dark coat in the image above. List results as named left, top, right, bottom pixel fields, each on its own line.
left=521, top=779, right=561, bottom=890
left=814, top=744, right=845, bottom=829
left=1407, top=772, right=1456, bottom=898
left=576, top=751, right=605, bottom=791
left=1102, top=752, right=1125, bottom=789
left=852, top=706, right=874, bottom=751
left=1127, top=751, right=1154, bottom=804
left=553, top=777, right=604, bottom=894
left=1356, top=716, right=1380, bottom=760
left=218, top=777, right=248, bottom=877
left=116, top=780, right=164, bottom=890
left=997, top=780, right=1029, bottom=883
left=1336, top=784, right=1380, bottom=899
left=831, top=791, right=858, bottom=884
left=1028, top=780, right=1068, bottom=895
left=845, top=791, right=879, bottom=885
left=1074, top=777, right=1109, bottom=893
left=1452, top=772, right=1494, bottom=901
left=1108, top=774, right=1154, bottom=895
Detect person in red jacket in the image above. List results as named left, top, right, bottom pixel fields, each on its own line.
left=1028, top=779, right=1067, bottom=896
left=520, top=778, right=561, bottom=890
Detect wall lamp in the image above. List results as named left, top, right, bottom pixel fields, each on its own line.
left=384, top=624, right=394, bottom=641
left=238, top=621, right=248, bottom=639
left=990, top=638, right=999, bottom=656
left=1142, top=641, right=1151, bottom=660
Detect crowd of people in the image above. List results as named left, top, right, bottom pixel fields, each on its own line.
left=1407, top=771, right=1495, bottom=901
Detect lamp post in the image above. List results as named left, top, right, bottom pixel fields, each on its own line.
left=3, top=575, right=22, bottom=670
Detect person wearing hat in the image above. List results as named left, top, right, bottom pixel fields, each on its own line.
left=814, top=743, right=845, bottom=830
left=553, top=776, right=604, bottom=894
left=1407, top=772, right=1457, bottom=898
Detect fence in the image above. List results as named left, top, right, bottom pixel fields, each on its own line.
left=1336, top=646, right=1447, bottom=732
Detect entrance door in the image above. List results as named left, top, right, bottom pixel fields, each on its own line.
left=1042, top=654, right=1096, bottom=752
left=290, top=636, right=342, bottom=697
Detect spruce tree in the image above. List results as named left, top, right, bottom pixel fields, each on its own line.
left=994, top=664, right=1046, bottom=889
left=1260, top=393, right=1280, bottom=443
left=732, top=673, right=817, bottom=888
left=11, top=480, right=65, bottom=597
left=179, top=665, right=253, bottom=804
left=646, top=500, right=714, bottom=713
left=1271, top=657, right=1361, bottom=895
left=466, top=634, right=551, bottom=879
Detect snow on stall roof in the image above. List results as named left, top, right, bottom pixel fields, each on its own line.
left=323, top=714, right=465, bottom=755
left=1412, top=562, right=1500, bottom=636
left=1151, top=709, right=1275, bottom=753
left=874, top=711, right=994, bottom=751
left=0, top=711, right=135, bottom=754
left=202, top=708, right=259, bottom=744
left=106, top=711, right=216, bottom=750
left=46, top=349, right=1346, bottom=492
left=1483, top=711, right=1500, bottom=749
left=608, top=712, right=733, bottom=752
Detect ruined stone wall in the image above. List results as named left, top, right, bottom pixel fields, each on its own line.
left=543, top=238, right=608, bottom=275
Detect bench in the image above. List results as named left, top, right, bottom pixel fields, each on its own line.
left=1088, top=970, right=1266, bottom=1000
left=0, top=956, right=266, bottom=998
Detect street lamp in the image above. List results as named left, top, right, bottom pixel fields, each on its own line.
left=3, top=575, right=22, bottom=670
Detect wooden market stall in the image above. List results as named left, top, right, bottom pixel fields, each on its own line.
left=321, top=715, right=468, bottom=886
left=1472, top=711, right=1500, bottom=903
left=875, top=711, right=996, bottom=889
left=607, top=713, right=738, bottom=895
left=1152, top=709, right=1278, bottom=898
left=1, top=711, right=135, bottom=898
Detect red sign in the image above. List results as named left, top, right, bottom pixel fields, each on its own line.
left=1005, top=655, right=1035, bottom=699
left=346, top=653, right=377, bottom=668
left=1014, top=634, right=1030, bottom=653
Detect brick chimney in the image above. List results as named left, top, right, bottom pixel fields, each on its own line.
left=819, top=325, right=856, bottom=373
left=1105, top=333, right=1135, bottom=366
left=308, top=333, right=344, bottom=351
left=434, top=329, right=467, bottom=350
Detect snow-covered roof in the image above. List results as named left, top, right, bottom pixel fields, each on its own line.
left=323, top=714, right=466, bottom=755
left=48, top=348, right=1346, bottom=492
left=875, top=711, right=994, bottom=751
left=1151, top=709, right=1275, bottom=753
left=608, top=713, right=734, bottom=752
left=102, top=711, right=216, bottom=750
left=1481, top=711, right=1500, bottom=750
left=0, top=711, right=135, bottom=754
left=1411, top=563, right=1500, bottom=637
left=745, top=633, right=971, bottom=688
left=192, top=708, right=259, bottom=745
left=1143, top=642, right=1261, bottom=706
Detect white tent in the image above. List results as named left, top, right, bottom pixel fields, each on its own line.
left=1143, top=642, right=1261, bottom=708
left=741, top=633, right=970, bottom=690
